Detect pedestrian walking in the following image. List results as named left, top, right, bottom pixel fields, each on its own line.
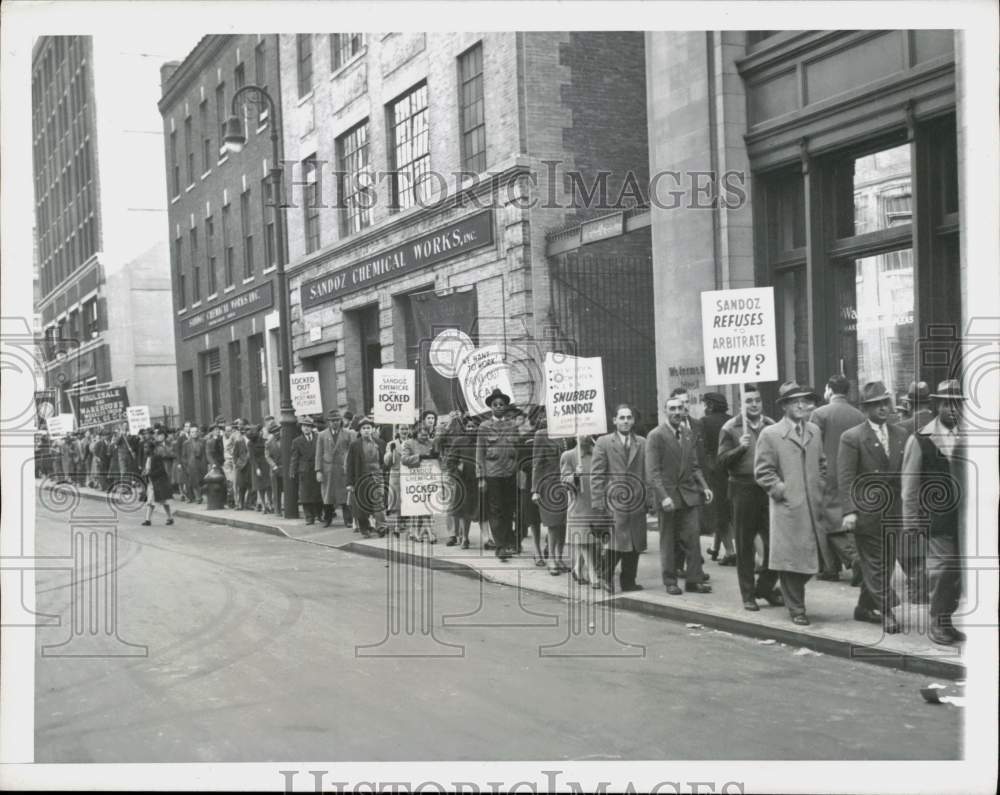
left=140, top=427, right=175, bottom=526
left=384, top=423, right=412, bottom=537
left=901, top=380, right=968, bottom=645
left=701, top=392, right=736, bottom=565
left=754, top=381, right=826, bottom=626
left=264, top=420, right=283, bottom=514
left=476, top=388, right=528, bottom=562
left=591, top=403, right=649, bottom=593
left=290, top=416, right=323, bottom=524
left=717, top=384, right=783, bottom=611
left=401, top=421, right=437, bottom=542
left=442, top=413, right=480, bottom=549
left=346, top=417, right=387, bottom=538
left=531, top=415, right=569, bottom=574
left=315, top=409, right=354, bottom=527
left=647, top=395, right=713, bottom=596
left=838, top=380, right=911, bottom=633
left=247, top=425, right=269, bottom=511
left=561, top=435, right=606, bottom=588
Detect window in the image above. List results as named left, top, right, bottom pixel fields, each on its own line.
left=184, top=116, right=194, bottom=186
left=228, top=340, right=243, bottom=418
left=206, top=215, right=217, bottom=294
left=67, top=308, right=80, bottom=343
left=200, top=100, right=211, bottom=172
left=169, top=129, right=180, bottom=196
left=297, top=34, right=313, bottom=98
left=254, top=39, right=269, bottom=127
left=235, top=62, right=245, bottom=92
left=201, top=348, right=222, bottom=421
left=388, top=83, right=430, bottom=210
left=338, top=120, right=372, bottom=235
left=241, top=189, right=254, bottom=279
left=215, top=82, right=226, bottom=158
left=83, top=297, right=99, bottom=338
left=302, top=155, right=321, bottom=253
left=174, top=236, right=185, bottom=308
left=261, top=176, right=276, bottom=269
left=331, top=33, right=363, bottom=71
left=222, top=203, right=234, bottom=287
left=190, top=227, right=200, bottom=301
left=458, top=44, right=486, bottom=174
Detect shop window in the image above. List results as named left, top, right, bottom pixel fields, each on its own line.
left=835, top=141, right=911, bottom=239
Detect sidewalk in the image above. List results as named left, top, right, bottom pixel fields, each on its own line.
left=50, top=480, right=966, bottom=680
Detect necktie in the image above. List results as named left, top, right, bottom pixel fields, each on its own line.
left=675, top=428, right=682, bottom=442
left=623, top=436, right=630, bottom=452
left=878, top=424, right=888, bottom=450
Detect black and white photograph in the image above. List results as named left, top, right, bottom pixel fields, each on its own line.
left=1, top=1, right=997, bottom=792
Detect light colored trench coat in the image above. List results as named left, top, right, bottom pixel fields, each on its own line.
left=315, top=426, right=354, bottom=506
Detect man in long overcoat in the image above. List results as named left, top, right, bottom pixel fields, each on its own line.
left=290, top=415, right=322, bottom=524
left=838, top=380, right=910, bottom=633
left=591, top=403, right=649, bottom=593
left=182, top=425, right=207, bottom=503
left=754, top=381, right=827, bottom=626
left=315, top=409, right=354, bottom=528
left=810, top=374, right=864, bottom=581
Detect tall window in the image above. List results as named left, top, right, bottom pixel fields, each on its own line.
left=215, top=82, right=226, bottom=159
left=458, top=44, right=486, bottom=174
left=174, top=236, right=185, bottom=308
left=241, top=188, right=254, bottom=279
left=389, top=83, right=430, bottom=210
left=330, top=33, right=363, bottom=71
left=255, top=38, right=269, bottom=127
left=184, top=116, right=194, bottom=186
left=205, top=214, right=217, bottom=295
left=83, top=297, right=99, bottom=338
left=261, top=176, right=276, bottom=269
left=235, top=62, right=245, bottom=92
left=190, top=226, right=200, bottom=302
left=170, top=129, right=180, bottom=196
left=228, top=340, right=243, bottom=418
left=338, top=120, right=372, bottom=235
left=302, top=154, right=321, bottom=253
left=200, top=99, right=211, bottom=172
left=296, top=34, right=313, bottom=98
left=222, top=203, right=234, bottom=287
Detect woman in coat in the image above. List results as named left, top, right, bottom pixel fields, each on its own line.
left=531, top=416, right=568, bottom=574
left=400, top=422, right=437, bottom=543
left=141, top=428, right=175, bottom=526
left=561, top=435, right=606, bottom=587
left=383, top=423, right=413, bottom=536
left=442, top=414, right=479, bottom=549
left=247, top=425, right=269, bottom=511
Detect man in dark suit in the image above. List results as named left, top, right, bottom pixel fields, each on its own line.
left=591, top=403, right=649, bottom=593
left=647, top=395, right=713, bottom=595
left=668, top=387, right=710, bottom=580
left=810, top=374, right=864, bottom=582
left=289, top=416, right=322, bottom=524
left=838, top=380, right=911, bottom=633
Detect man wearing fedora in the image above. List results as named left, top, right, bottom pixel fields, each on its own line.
left=476, top=387, right=525, bottom=561
left=901, top=379, right=968, bottom=645
left=290, top=416, right=323, bottom=524
left=896, top=381, right=933, bottom=436
left=315, top=409, right=355, bottom=528
left=838, top=381, right=911, bottom=633
left=754, top=382, right=826, bottom=625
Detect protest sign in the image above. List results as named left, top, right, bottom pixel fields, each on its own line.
left=701, top=287, right=777, bottom=385
left=457, top=345, right=515, bottom=416
left=71, top=386, right=130, bottom=429
left=373, top=368, right=416, bottom=424
left=400, top=458, right=443, bottom=517
left=126, top=406, right=151, bottom=435
left=46, top=413, right=75, bottom=437
left=544, top=353, right=608, bottom=438
left=35, top=390, right=57, bottom=429
left=289, top=372, right=322, bottom=416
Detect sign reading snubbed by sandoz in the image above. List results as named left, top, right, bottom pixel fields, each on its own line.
left=300, top=210, right=494, bottom=311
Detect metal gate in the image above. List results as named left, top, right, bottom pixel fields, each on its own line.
left=548, top=231, right=657, bottom=434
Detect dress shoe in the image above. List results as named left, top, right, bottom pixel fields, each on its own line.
left=718, top=554, right=737, bottom=567
left=817, top=571, right=840, bottom=582
left=791, top=614, right=810, bottom=626
left=928, top=624, right=954, bottom=645
left=484, top=539, right=496, bottom=550
left=850, top=561, right=863, bottom=587
left=853, top=606, right=883, bottom=625
left=708, top=547, right=720, bottom=561
left=305, top=518, right=315, bottom=525
left=743, top=600, right=760, bottom=611
left=620, top=583, right=644, bottom=593
left=445, top=536, right=458, bottom=546
left=323, top=519, right=332, bottom=528
left=140, top=519, right=151, bottom=526
left=461, top=539, right=470, bottom=550
left=665, top=584, right=683, bottom=595
left=759, top=590, right=785, bottom=607
left=947, top=626, right=967, bottom=642
left=883, top=613, right=901, bottom=634
left=685, top=582, right=712, bottom=594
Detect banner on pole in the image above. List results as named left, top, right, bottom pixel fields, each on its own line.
left=289, top=373, right=322, bottom=416
left=457, top=345, right=515, bottom=416
left=701, top=287, right=778, bottom=385
left=544, top=353, right=608, bottom=438
left=126, top=406, right=151, bottom=435
left=35, top=390, right=57, bottom=429
left=400, top=458, right=443, bottom=517
left=46, top=413, right=76, bottom=437
left=373, top=368, right=416, bottom=424
left=71, top=385, right=130, bottom=429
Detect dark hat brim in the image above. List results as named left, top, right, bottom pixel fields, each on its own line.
left=777, top=389, right=820, bottom=404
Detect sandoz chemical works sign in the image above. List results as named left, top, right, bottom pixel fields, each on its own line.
left=300, top=211, right=494, bottom=310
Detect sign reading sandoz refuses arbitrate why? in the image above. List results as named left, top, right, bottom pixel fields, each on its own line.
left=701, top=286, right=777, bottom=385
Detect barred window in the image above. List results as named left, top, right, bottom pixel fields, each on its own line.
left=331, top=33, right=364, bottom=71
left=338, top=120, right=372, bottom=236
left=389, top=83, right=430, bottom=211
left=458, top=44, right=486, bottom=174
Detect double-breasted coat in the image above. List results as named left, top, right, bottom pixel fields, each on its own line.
left=754, top=417, right=827, bottom=575
left=837, top=421, right=910, bottom=537
left=315, top=426, right=353, bottom=505
left=645, top=423, right=709, bottom=509
left=290, top=432, right=321, bottom=503
left=590, top=432, right=649, bottom=553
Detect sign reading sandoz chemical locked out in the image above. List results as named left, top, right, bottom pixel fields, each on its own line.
left=300, top=211, right=494, bottom=310
left=373, top=368, right=416, bottom=424
left=180, top=281, right=274, bottom=339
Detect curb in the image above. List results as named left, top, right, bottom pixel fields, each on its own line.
left=48, top=482, right=966, bottom=681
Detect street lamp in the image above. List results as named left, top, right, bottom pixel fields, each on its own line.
left=223, top=85, right=299, bottom=519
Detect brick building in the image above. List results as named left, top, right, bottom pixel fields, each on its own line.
left=33, top=35, right=177, bottom=420
left=645, top=30, right=966, bottom=417
left=266, top=32, right=651, bottom=421
left=158, top=35, right=285, bottom=426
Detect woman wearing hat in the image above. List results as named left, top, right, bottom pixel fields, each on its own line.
left=141, top=427, right=175, bottom=526
left=400, top=421, right=438, bottom=543
left=442, top=413, right=480, bottom=549
left=384, top=422, right=413, bottom=537
left=345, top=416, right=387, bottom=538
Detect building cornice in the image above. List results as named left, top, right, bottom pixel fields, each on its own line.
left=158, top=35, right=231, bottom=113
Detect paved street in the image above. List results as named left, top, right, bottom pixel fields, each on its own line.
left=34, top=501, right=961, bottom=762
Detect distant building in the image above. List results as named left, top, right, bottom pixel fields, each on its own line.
left=32, top=35, right=177, bottom=423
left=158, top=35, right=284, bottom=425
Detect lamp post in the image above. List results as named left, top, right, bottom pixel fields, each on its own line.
left=223, top=86, right=299, bottom=519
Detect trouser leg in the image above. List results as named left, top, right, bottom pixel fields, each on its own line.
left=619, top=550, right=639, bottom=588
left=778, top=571, right=811, bottom=616
left=827, top=531, right=860, bottom=568
left=928, top=534, right=961, bottom=625
left=658, top=511, right=679, bottom=586
left=677, top=507, right=705, bottom=585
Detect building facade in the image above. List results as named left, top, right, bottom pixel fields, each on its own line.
left=33, top=35, right=177, bottom=420
left=158, top=35, right=285, bottom=426
left=645, top=30, right=964, bottom=416
left=273, top=32, right=649, bottom=421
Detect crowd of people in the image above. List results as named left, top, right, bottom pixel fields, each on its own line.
left=35, top=374, right=968, bottom=645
